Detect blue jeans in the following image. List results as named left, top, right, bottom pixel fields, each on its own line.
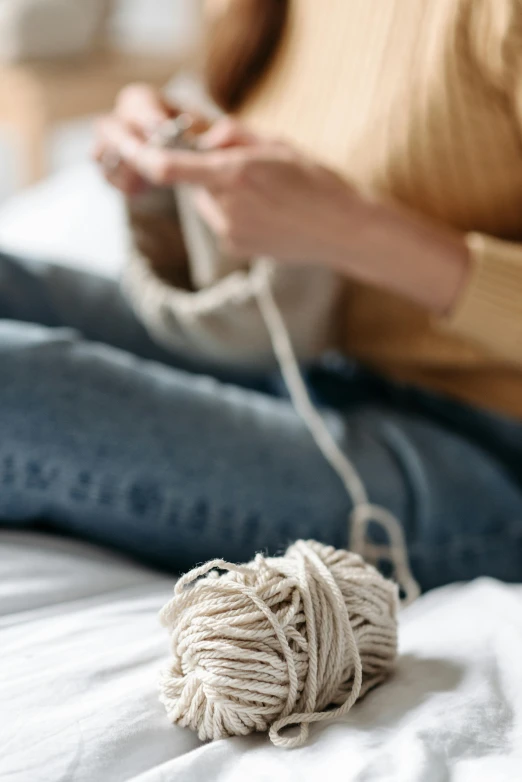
left=1, top=251, right=522, bottom=592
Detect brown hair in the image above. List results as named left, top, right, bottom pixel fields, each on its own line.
left=204, top=0, right=289, bottom=113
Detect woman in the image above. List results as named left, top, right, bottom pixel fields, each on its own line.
left=2, top=0, right=522, bottom=593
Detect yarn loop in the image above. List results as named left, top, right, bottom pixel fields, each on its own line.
left=159, top=540, right=398, bottom=748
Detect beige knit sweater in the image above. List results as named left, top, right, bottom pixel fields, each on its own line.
left=237, top=0, right=522, bottom=418
left=126, top=0, right=522, bottom=418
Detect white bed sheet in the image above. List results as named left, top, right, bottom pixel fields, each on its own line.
left=1, top=161, right=521, bottom=781
left=1, top=531, right=522, bottom=782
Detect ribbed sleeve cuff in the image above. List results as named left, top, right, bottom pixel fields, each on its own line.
left=443, top=232, right=522, bottom=361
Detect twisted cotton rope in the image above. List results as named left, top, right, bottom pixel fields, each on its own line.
left=156, top=119, right=420, bottom=746
left=253, top=259, right=420, bottom=606
left=159, top=258, right=419, bottom=748
left=152, top=116, right=418, bottom=602
left=159, top=540, right=398, bottom=748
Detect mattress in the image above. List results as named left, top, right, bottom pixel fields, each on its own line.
left=2, top=530, right=521, bottom=782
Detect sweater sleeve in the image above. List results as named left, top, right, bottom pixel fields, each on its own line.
left=442, top=233, right=522, bottom=362
left=438, top=0, right=522, bottom=363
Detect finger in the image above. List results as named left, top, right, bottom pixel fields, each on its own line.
left=95, top=113, right=235, bottom=190
left=197, top=117, right=260, bottom=150
left=131, top=146, right=233, bottom=188
left=95, top=115, right=146, bottom=165
left=115, top=83, right=176, bottom=138
left=97, top=114, right=224, bottom=188
left=94, top=136, right=146, bottom=195
left=104, top=165, right=146, bottom=196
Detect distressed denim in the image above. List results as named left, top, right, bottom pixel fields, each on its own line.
left=1, top=251, right=522, bottom=592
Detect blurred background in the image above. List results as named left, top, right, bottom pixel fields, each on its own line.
left=0, top=0, right=204, bottom=274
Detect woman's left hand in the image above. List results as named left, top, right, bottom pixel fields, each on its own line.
left=127, top=118, right=470, bottom=314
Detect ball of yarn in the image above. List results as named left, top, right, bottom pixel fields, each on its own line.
left=159, top=540, right=398, bottom=748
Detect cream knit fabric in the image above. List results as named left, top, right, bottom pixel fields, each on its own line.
left=123, top=183, right=342, bottom=370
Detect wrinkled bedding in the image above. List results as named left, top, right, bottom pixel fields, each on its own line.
left=2, top=531, right=521, bottom=782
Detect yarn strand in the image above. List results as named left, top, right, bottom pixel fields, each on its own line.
left=253, top=258, right=420, bottom=606
left=268, top=540, right=364, bottom=746
left=157, top=120, right=416, bottom=747
left=159, top=257, right=417, bottom=749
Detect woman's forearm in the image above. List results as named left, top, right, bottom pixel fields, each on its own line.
left=323, top=196, right=471, bottom=315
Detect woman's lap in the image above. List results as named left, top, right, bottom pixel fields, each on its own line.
left=1, top=251, right=522, bottom=592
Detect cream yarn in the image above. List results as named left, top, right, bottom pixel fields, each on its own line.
left=154, top=121, right=420, bottom=747
left=253, top=259, right=420, bottom=606
left=159, top=540, right=398, bottom=748
left=158, top=261, right=419, bottom=748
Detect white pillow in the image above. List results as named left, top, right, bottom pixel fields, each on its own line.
left=0, top=0, right=111, bottom=62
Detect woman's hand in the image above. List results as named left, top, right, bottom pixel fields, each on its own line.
left=113, top=117, right=368, bottom=263
left=192, top=137, right=369, bottom=267
left=93, top=83, right=212, bottom=196
left=93, top=83, right=174, bottom=196
left=110, top=114, right=470, bottom=314
left=196, top=121, right=472, bottom=314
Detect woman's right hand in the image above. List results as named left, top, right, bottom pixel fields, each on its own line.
left=93, top=83, right=178, bottom=196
